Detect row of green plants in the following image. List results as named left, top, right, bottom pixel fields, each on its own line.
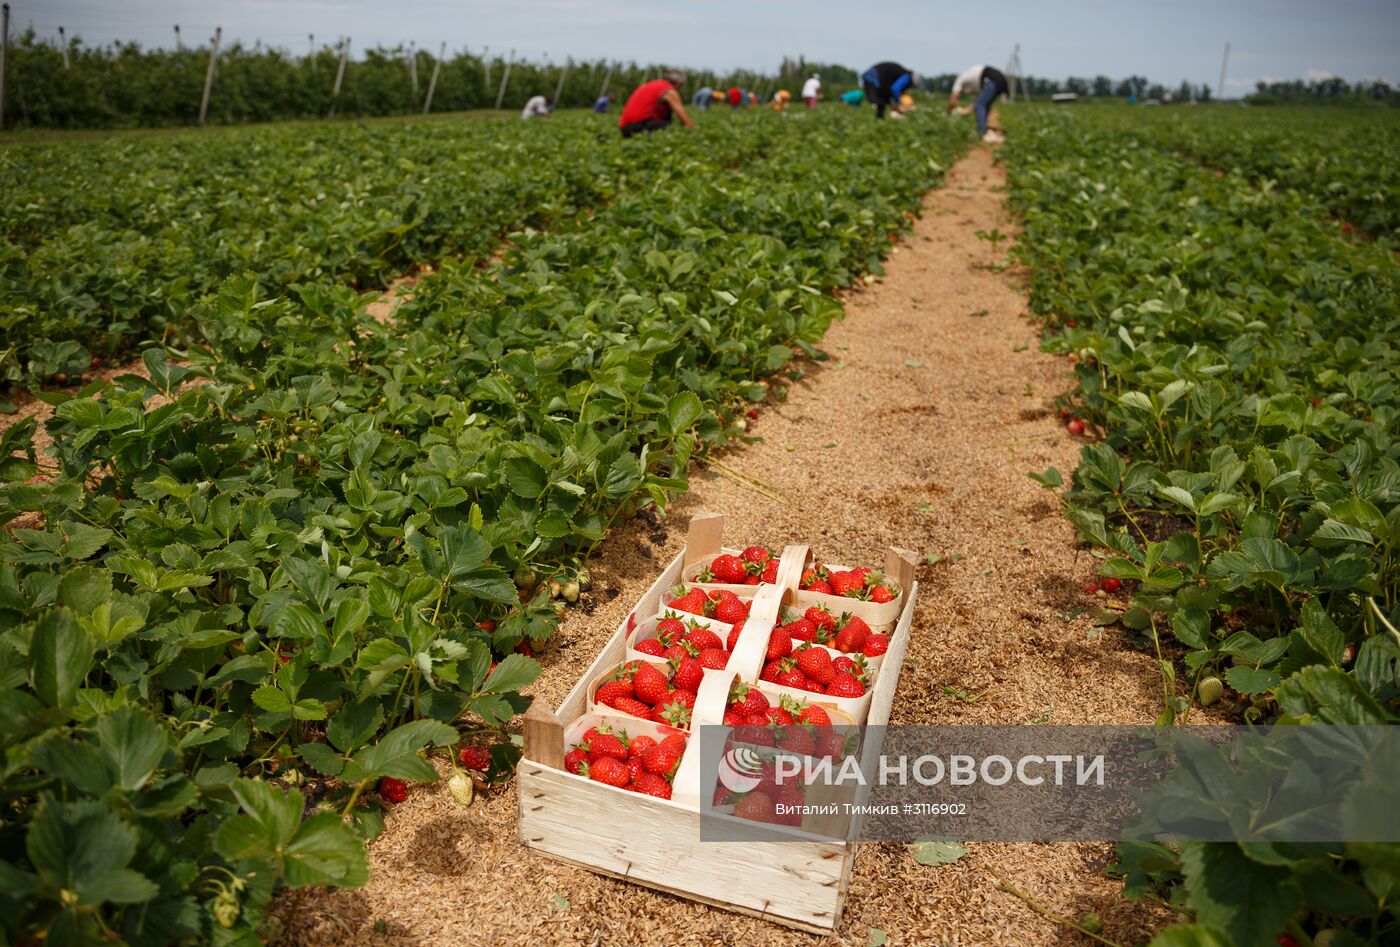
left=0, top=113, right=798, bottom=386
left=1003, top=107, right=1399, bottom=947
left=1106, top=105, right=1400, bottom=238
left=0, top=109, right=973, bottom=945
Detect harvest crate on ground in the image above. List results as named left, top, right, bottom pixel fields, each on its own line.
left=517, top=513, right=918, bottom=933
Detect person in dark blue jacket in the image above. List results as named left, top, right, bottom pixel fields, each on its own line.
left=861, top=62, right=917, bottom=118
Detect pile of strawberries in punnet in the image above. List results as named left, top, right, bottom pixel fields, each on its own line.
left=596, top=658, right=707, bottom=728
left=798, top=562, right=898, bottom=603
left=635, top=613, right=741, bottom=668
left=665, top=584, right=753, bottom=626
left=695, top=546, right=781, bottom=585
left=755, top=611, right=880, bottom=698
left=564, top=724, right=688, bottom=800
left=723, top=685, right=848, bottom=754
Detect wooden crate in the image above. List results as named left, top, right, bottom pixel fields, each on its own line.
left=517, top=513, right=919, bottom=934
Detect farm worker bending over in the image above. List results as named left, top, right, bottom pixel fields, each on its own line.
left=772, top=89, right=792, bottom=111
left=692, top=85, right=716, bottom=110
left=841, top=88, right=864, bottom=106
left=861, top=62, right=917, bottom=118
left=948, top=64, right=1009, bottom=142
left=802, top=72, right=821, bottom=107
left=521, top=95, right=553, bottom=119
left=727, top=87, right=743, bottom=107
left=618, top=69, right=696, bottom=138
left=593, top=94, right=612, bottom=113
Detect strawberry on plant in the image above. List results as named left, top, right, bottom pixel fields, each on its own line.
left=709, top=553, right=747, bottom=584
left=1099, top=577, right=1122, bottom=593
left=477, top=618, right=496, bottom=632
left=458, top=745, right=492, bottom=771
left=378, top=777, right=407, bottom=804
left=589, top=757, right=631, bottom=787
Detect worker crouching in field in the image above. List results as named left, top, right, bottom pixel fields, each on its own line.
left=521, top=95, right=553, bottom=119
left=948, top=64, right=1008, bottom=142
left=860, top=62, right=917, bottom=118
left=619, top=69, right=696, bottom=138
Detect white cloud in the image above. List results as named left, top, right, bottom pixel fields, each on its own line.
left=1303, top=67, right=1336, bottom=81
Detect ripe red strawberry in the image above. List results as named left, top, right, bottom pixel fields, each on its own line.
left=794, top=701, right=831, bottom=727
left=807, top=579, right=833, bottom=594
left=671, top=655, right=704, bottom=692
left=796, top=646, right=835, bottom=685
left=834, top=616, right=871, bottom=654
left=699, top=648, right=730, bottom=670
left=564, top=748, right=588, bottom=775
left=833, top=655, right=856, bottom=673
left=829, top=571, right=864, bottom=598
left=661, top=733, right=688, bottom=754
left=626, top=756, right=646, bottom=783
left=742, top=545, right=771, bottom=565
left=863, top=633, right=890, bottom=657
left=869, top=584, right=895, bottom=604
left=734, top=791, right=777, bottom=823
left=778, top=668, right=815, bottom=691
left=684, top=627, right=723, bottom=652
left=633, top=664, right=671, bottom=706
left=662, top=642, right=695, bottom=664
left=735, top=720, right=775, bottom=746
left=800, top=565, right=826, bottom=588
left=656, top=616, right=688, bottom=646
left=632, top=773, right=673, bottom=799
left=777, top=724, right=817, bottom=757
left=589, top=756, right=631, bottom=787
left=458, top=745, right=492, bottom=771
left=628, top=735, right=657, bottom=759
left=726, top=618, right=746, bottom=650
left=805, top=605, right=837, bottom=633
left=744, top=575, right=761, bottom=585
left=642, top=743, right=682, bottom=778
left=378, top=777, right=407, bottom=803
left=850, top=567, right=872, bottom=583
left=709, top=553, right=746, bottom=584
left=611, top=696, right=655, bottom=718
left=765, top=705, right=795, bottom=726
left=667, top=689, right=697, bottom=712
left=785, top=617, right=818, bottom=643
left=595, top=680, right=634, bottom=707
left=636, top=638, right=666, bottom=657
left=581, top=727, right=628, bottom=762
left=760, top=659, right=783, bottom=683
left=826, top=672, right=866, bottom=698
left=1100, top=577, right=1122, bottom=593
left=728, top=682, right=769, bottom=718
left=760, top=559, right=780, bottom=583
left=714, top=597, right=749, bottom=625
left=668, top=586, right=709, bottom=616
left=766, top=624, right=793, bottom=660
left=724, top=709, right=746, bottom=726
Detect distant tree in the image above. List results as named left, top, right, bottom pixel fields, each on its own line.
left=1065, top=76, right=1089, bottom=95
left=1092, top=75, right=1113, bottom=96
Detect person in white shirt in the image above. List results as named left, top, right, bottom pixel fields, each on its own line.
left=521, top=95, right=553, bottom=119
left=948, top=65, right=1008, bottom=141
left=801, top=73, right=821, bottom=108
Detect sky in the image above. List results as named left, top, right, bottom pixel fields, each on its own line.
left=17, top=0, right=1400, bottom=96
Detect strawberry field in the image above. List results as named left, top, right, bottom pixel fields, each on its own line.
left=0, top=108, right=971, bottom=945
left=1004, top=106, right=1400, bottom=946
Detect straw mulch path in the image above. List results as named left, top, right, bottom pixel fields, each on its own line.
left=279, top=144, right=1178, bottom=947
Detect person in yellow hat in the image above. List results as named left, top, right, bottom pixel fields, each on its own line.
left=772, top=89, right=792, bottom=111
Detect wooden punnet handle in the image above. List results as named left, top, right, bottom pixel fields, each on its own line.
left=685, top=511, right=726, bottom=567
left=884, top=547, right=918, bottom=596
left=522, top=702, right=565, bottom=771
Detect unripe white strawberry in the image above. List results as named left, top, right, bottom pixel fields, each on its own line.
left=1198, top=676, right=1225, bottom=707
left=448, top=771, right=475, bottom=808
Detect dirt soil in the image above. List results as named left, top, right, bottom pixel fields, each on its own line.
left=279, top=145, right=1177, bottom=946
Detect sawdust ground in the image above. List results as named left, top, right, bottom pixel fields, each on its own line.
left=278, top=146, right=1180, bottom=946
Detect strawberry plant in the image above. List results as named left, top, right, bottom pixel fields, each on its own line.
left=1004, top=107, right=1400, bottom=946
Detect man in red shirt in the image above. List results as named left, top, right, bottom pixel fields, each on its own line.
left=618, top=69, right=696, bottom=138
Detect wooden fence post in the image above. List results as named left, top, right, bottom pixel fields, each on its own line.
left=493, top=48, right=513, bottom=110
left=422, top=41, right=444, bottom=114
left=308, top=33, right=315, bottom=74
left=552, top=57, right=570, bottom=106
left=327, top=37, right=349, bottom=118
left=408, top=41, right=417, bottom=94
left=59, top=25, right=69, bottom=69
left=197, top=26, right=221, bottom=126
left=598, top=63, right=612, bottom=100
left=482, top=46, right=490, bottom=91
